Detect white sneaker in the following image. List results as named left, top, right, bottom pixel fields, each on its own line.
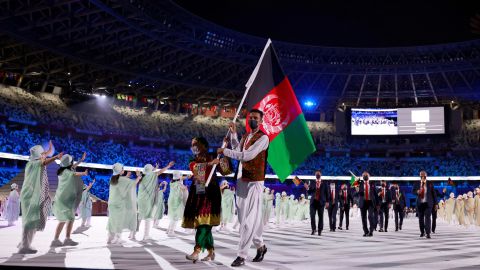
left=63, top=238, right=79, bottom=246
left=141, top=236, right=153, bottom=242
left=18, top=247, right=38, bottom=254
left=50, top=239, right=64, bottom=247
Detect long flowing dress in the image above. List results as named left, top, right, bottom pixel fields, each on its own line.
left=182, top=152, right=230, bottom=251
left=475, top=195, right=480, bottom=226
left=445, top=197, right=455, bottom=224
left=465, top=197, right=475, bottom=225
left=455, top=199, right=465, bottom=226
left=53, top=169, right=83, bottom=222
left=263, top=192, right=274, bottom=225
left=107, top=177, right=137, bottom=233
left=21, top=160, right=50, bottom=231
left=274, top=195, right=281, bottom=224
left=221, top=188, right=235, bottom=224
left=5, top=190, right=20, bottom=225
left=437, top=201, right=445, bottom=221
left=280, top=197, right=288, bottom=223
left=289, top=200, right=298, bottom=222
left=79, top=189, right=93, bottom=222
left=137, top=172, right=158, bottom=220
left=153, top=189, right=165, bottom=222
left=168, top=181, right=185, bottom=222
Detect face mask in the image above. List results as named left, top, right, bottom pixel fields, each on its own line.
left=363, top=175, right=368, bottom=181
left=316, top=175, right=321, bottom=180
left=190, top=146, right=200, bottom=155
left=249, top=119, right=258, bottom=130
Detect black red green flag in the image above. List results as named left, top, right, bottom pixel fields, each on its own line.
left=243, top=39, right=316, bottom=181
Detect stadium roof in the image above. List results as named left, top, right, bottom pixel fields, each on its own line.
left=174, top=0, right=480, bottom=48
left=0, top=0, right=479, bottom=112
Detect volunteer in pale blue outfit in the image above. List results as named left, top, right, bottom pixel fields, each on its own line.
left=18, top=141, right=63, bottom=254
left=78, top=179, right=95, bottom=228
left=51, top=153, right=89, bottom=247
left=107, top=163, right=142, bottom=245
left=167, top=170, right=188, bottom=236
left=219, top=180, right=235, bottom=232
left=153, top=181, right=168, bottom=228
left=136, top=161, right=174, bottom=241
left=5, top=183, right=20, bottom=226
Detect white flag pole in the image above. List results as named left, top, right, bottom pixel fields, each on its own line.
left=205, top=39, right=272, bottom=187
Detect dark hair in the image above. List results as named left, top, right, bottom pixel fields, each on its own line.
left=57, top=164, right=73, bottom=176
left=194, top=137, right=209, bottom=149
left=110, top=175, right=120, bottom=185
left=315, top=169, right=322, bottom=173
left=249, top=109, right=264, bottom=118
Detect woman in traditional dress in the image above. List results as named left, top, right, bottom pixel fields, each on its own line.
left=51, top=154, right=88, bottom=247
left=219, top=180, right=235, bottom=232
left=18, top=141, right=63, bottom=254
left=183, top=137, right=231, bottom=262
left=153, top=181, right=168, bottom=228
left=106, top=163, right=141, bottom=245
left=137, top=161, right=174, bottom=241
left=5, top=183, right=20, bottom=226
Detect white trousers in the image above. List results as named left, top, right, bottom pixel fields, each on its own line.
left=236, top=179, right=264, bottom=258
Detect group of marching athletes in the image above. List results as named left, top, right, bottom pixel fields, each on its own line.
left=14, top=108, right=269, bottom=268
left=12, top=107, right=480, bottom=268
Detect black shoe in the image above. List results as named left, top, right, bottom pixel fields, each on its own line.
left=395, top=228, right=398, bottom=232
left=385, top=229, right=388, bottom=232
left=318, top=231, right=322, bottom=236
left=426, top=234, right=431, bottom=239
left=231, top=257, right=245, bottom=267
left=420, top=233, right=425, bottom=238
left=379, top=229, right=384, bottom=232
left=432, top=231, right=435, bottom=234
left=332, top=229, right=336, bottom=232
left=311, top=230, right=315, bottom=235
left=252, top=245, right=267, bottom=262
left=346, top=227, right=349, bottom=230
left=338, top=227, right=343, bottom=230
left=399, top=225, right=402, bottom=230
left=368, top=232, right=373, bottom=237
left=363, top=233, right=368, bottom=237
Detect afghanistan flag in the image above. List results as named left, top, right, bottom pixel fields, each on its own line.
left=350, top=175, right=356, bottom=186
left=292, top=176, right=302, bottom=186
left=243, top=39, right=316, bottom=181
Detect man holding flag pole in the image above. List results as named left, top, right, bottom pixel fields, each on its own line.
left=217, top=38, right=316, bottom=267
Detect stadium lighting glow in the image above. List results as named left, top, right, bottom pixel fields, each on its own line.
left=93, top=94, right=100, bottom=97
left=304, top=100, right=316, bottom=107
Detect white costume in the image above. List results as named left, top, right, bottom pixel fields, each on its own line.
left=445, top=193, right=455, bottom=224
left=262, top=188, right=274, bottom=227
left=223, top=129, right=269, bottom=259
left=5, top=183, right=20, bottom=226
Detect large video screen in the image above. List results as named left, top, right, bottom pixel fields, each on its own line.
left=351, top=107, right=445, bottom=135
